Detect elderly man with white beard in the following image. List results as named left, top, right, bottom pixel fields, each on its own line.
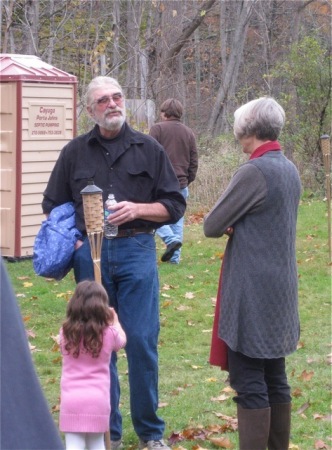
left=42, top=76, right=186, bottom=450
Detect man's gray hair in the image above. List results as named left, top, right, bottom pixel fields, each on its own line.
left=233, top=97, right=285, bottom=141
left=86, top=76, right=123, bottom=106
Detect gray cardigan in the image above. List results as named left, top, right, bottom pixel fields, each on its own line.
left=204, top=151, right=302, bottom=358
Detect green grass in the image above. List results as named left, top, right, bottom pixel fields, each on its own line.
left=4, top=199, right=331, bottom=450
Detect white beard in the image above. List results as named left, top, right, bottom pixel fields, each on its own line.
left=95, top=107, right=126, bottom=131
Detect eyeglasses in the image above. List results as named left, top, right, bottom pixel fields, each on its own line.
left=93, top=93, right=124, bottom=106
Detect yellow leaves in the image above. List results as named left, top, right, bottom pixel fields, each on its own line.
left=23, top=282, right=33, bottom=288
left=56, top=291, right=73, bottom=300
left=205, top=377, right=218, bottom=383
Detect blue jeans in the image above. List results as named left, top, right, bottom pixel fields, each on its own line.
left=156, top=187, right=188, bottom=263
left=73, top=235, right=165, bottom=441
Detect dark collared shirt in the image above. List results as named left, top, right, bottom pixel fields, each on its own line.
left=42, top=123, right=186, bottom=233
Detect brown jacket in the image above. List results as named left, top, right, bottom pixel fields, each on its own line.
left=149, top=118, right=198, bottom=188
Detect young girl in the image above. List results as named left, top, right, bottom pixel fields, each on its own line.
left=59, top=280, right=126, bottom=450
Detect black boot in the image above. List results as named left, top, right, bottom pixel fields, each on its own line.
left=237, top=405, right=271, bottom=450
left=268, top=403, right=291, bottom=450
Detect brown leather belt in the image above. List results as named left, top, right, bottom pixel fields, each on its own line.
left=112, top=228, right=155, bottom=238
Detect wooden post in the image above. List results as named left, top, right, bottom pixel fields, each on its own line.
left=320, top=135, right=331, bottom=262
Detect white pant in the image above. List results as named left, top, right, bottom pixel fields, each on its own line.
left=65, top=432, right=105, bottom=450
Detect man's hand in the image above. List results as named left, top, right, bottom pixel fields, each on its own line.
left=106, top=201, right=170, bottom=225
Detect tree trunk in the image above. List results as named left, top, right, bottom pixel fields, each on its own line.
left=207, top=0, right=256, bottom=136
left=22, top=0, right=39, bottom=55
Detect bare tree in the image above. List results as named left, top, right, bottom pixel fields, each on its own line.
left=22, top=0, right=39, bottom=55
left=1, top=0, right=16, bottom=53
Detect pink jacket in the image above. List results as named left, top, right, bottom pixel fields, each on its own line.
left=59, top=326, right=126, bottom=433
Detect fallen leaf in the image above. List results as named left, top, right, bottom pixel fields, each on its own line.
left=185, top=292, right=195, bottom=299
left=162, top=284, right=171, bottom=290
left=176, top=305, right=191, bottom=311
left=26, top=329, right=35, bottom=338
left=162, top=300, right=172, bottom=308
left=209, top=436, right=234, bottom=448
left=168, top=432, right=184, bottom=445
left=52, top=404, right=60, bottom=413
left=222, top=386, right=235, bottom=393
left=52, top=356, right=62, bottom=364
left=298, top=370, right=314, bottom=381
left=296, top=401, right=310, bottom=414
left=315, top=439, right=328, bottom=449
left=29, top=343, right=37, bottom=352
left=292, top=388, right=302, bottom=397
left=158, top=402, right=168, bottom=408
left=23, top=282, right=33, bottom=287
left=211, top=394, right=230, bottom=402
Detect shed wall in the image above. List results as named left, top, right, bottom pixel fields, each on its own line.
left=0, top=81, right=18, bottom=256
left=20, top=82, right=76, bottom=256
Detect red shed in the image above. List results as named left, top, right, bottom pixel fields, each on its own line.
left=0, top=54, right=77, bottom=258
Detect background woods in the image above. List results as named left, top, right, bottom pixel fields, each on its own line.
left=1, top=0, right=331, bottom=200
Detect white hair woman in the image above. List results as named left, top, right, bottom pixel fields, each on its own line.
left=204, top=97, right=301, bottom=449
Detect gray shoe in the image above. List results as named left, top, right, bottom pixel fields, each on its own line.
left=139, top=439, right=171, bottom=449
left=111, top=440, right=123, bottom=449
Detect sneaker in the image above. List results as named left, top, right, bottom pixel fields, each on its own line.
left=161, top=241, right=182, bottom=262
left=111, top=440, right=123, bottom=449
left=139, top=439, right=171, bottom=449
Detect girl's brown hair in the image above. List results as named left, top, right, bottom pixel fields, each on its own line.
left=62, top=280, right=113, bottom=358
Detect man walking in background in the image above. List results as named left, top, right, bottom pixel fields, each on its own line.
left=150, top=99, right=198, bottom=264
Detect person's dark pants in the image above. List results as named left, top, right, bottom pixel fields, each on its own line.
left=228, top=348, right=291, bottom=409
left=228, top=348, right=292, bottom=450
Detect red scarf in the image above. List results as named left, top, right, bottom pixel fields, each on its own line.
left=249, top=140, right=281, bottom=160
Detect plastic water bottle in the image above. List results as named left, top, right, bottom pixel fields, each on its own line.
left=104, top=194, right=118, bottom=238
